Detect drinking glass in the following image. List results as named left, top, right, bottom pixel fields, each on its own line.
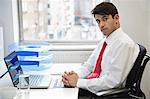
left=16, top=74, right=30, bottom=99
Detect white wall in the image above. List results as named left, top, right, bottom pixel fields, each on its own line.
left=148, top=2, right=150, bottom=52
left=113, top=0, right=149, bottom=48
left=0, top=0, right=19, bottom=86
left=142, top=1, right=150, bottom=99
left=0, top=27, right=4, bottom=58
left=0, top=0, right=19, bottom=56
left=113, top=0, right=150, bottom=98
left=0, top=0, right=14, bottom=56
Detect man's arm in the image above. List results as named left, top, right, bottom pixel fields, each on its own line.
left=75, top=41, right=103, bottom=78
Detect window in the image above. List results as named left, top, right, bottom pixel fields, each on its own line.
left=18, top=0, right=103, bottom=43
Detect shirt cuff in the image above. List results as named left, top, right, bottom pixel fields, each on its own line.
left=77, top=78, right=87, bottom=89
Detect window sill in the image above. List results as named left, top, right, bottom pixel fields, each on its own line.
left=20, top=41, right=98, bottom=51
left=49, top=44, right=97, bottom=51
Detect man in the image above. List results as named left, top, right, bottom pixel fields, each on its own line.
left=62, top=2, right=139, bottom=98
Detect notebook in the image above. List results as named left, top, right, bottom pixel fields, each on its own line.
left=4, top=51, right=63, bottom=89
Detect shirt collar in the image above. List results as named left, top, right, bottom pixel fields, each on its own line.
left=105, top=28, right=123, bottom=45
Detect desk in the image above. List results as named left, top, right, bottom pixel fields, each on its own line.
left=1, top=63, right=81, bottom=99
left=25, top=88, right=79, bottom=99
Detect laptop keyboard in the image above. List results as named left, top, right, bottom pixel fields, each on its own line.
left=49, top=78, right=64, bottom=88
left=29, top=75, right=63, bottom=88
left=30, top=75, right=43, bottom=86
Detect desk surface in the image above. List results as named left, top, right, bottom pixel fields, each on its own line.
left=0, top=62, right=80, bottom=99
left=26, top=88, right=79, bottom=99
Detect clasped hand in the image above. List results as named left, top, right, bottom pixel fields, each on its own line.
left=62, top=71, right=79, bottom=87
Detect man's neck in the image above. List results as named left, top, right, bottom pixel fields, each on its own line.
left=106, top=26, right=120, bottom=38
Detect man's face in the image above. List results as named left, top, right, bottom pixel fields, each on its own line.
left=95, top=14, right=119, bottom=37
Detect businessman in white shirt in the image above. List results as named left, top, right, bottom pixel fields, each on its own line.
left=62, top=2, right=139, bottom=98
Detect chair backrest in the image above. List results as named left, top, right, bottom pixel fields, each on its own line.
left=125, top=44, right=149, bottom=96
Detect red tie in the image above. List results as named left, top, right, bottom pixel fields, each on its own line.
left=86, top=41, right=107, bottom=79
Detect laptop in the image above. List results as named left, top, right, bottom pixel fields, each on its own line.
left=4, top=51, right=62, bottom=89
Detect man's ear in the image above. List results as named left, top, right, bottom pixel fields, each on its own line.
left=114, top=14, right=119, bottom=24
left=114, top=14, right=119, bottom=20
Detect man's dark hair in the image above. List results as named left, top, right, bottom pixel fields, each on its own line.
left=91, top=2, right=118, bottom=18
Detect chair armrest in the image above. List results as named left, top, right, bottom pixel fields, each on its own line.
left=96, top=88, right=130, bottom=96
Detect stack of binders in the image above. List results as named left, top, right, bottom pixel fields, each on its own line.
left=16, top=44, right=53, bottom=72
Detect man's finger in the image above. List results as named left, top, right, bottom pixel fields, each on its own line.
left=62, top=78, right=70, bottom=86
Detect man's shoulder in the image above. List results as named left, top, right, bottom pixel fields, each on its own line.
left=118, top=32, right=135, bottom=45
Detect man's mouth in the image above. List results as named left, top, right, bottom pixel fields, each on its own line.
left=101, top=28, right=107, bottom=32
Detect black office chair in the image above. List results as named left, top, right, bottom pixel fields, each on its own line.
left=98, top=44, right=150, bottom=99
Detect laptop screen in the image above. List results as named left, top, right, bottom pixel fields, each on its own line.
left=4, top=51, right=23, bottom=87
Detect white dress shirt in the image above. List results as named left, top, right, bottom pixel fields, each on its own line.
left=75, top=28, right=139, bottom=94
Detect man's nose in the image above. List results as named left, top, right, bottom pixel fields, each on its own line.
left=100, top=21, right=105, bottom=28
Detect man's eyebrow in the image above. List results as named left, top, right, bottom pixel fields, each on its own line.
left=102, top=15, right=109, bottom=18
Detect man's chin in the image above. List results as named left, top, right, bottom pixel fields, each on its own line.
left=102, top=32, right=108, bottom=36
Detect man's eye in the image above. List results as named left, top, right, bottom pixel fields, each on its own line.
left=102, top=17, right=108, bottom=21
left=96, top=19, right=100, bottom=24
